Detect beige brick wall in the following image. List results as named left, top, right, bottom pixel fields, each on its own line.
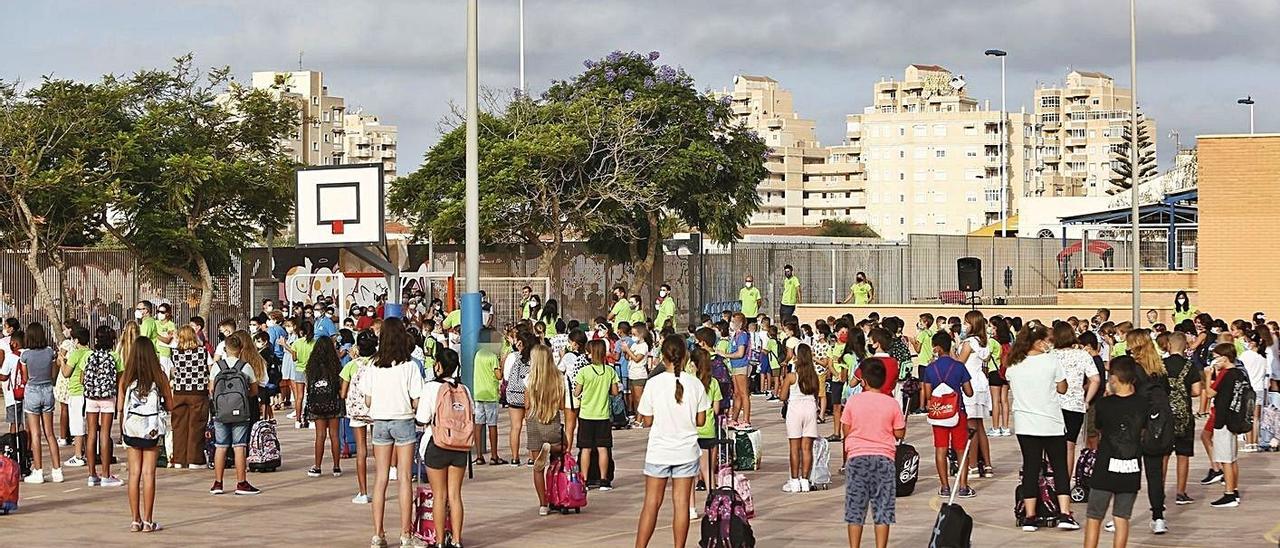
left=1197, top=134, right=1280, bottom=321
left=1080, top=271, right=1197, bottom=291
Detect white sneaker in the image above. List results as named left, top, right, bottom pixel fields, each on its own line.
left=1001, top=428, right=1012, bottom=437
left=689, top=507, right=698, bottom=520
left=352, top=493, right=371, bottom=504
left=23, top=469, right=44, bottom=484
left=287, top=411, right=297, bottom=419
left=1151, top=518, right=1168, bottom=534
left=1104, top=520, right=1115, bottom=533
left=986, top=428, right=997, bottom=437
left=389, top=466, right=398, bottom=481
left=294, top=421, right=303, bottom=429
left=63, top=455, right=86, bottom=467
left=100, top=475, right=124, bottom=487
left=799, top=478, right=811, bottom=492
left=782, top=478, right=799, bottom=493
left=50, top=468, right=64, bottom=483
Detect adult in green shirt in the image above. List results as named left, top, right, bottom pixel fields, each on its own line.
left=607, top=285, right=630, bottom=323
left=153, top=302, right=177, bottom=362
left=574, top=343, right=619, bottom=489
left=739, top=275, right=763, bottom=319
left=654, top=284, right=676, bottom=332
left=136, top=300, right=159, bottom=351
left=628, top=295, right=647, bottom=326
left=470, top=347, right=503, bottom=464
left=441, top=309, right=462, bottom=331
left=519, top=285, right=534, bottom=320
left=842, top=272, right=875, bottom=305
left=779, top=264, right=801, bottom=322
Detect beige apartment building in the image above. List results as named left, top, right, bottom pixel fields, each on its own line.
left=1033, top=70, right=1156, bottom=196
left=250, top=71, right=346, bottom=167
left=343, top=111, right=399, bottom=181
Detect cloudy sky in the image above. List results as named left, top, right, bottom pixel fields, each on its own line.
left=5, top=0, right=1276, bottom=171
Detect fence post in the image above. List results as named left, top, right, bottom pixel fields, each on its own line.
left=830, top=249, right=837, bottom=304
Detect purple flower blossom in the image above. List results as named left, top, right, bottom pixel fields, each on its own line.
left=648, top=51, right=661, bottom=61
left=656, top=65, right=677, bottom=84
left=624, top=89, right=635, bottom=101
left=604, top=69, right=616, bottom=82
left=617, top=66, right=628, bottom=76
left=583, top=59, right=596, bottom=69
left=705, top=108, right=715, bottom=122
left=719, top=95, right=732, bottom=106
left=607, top=51, right=623, bottom=63
left=643, top=77, right=655, bottom=88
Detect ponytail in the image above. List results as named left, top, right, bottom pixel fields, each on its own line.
left=660, top=334, right=687, bottom=405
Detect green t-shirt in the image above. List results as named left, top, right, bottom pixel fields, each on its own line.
left=139, top=317, right=159, bottom=354
left=521, top=299, right=533, bottom=320
left=715, top=339, right=731, bottom=355
left=472, top=349, right=500, bottom=402
left=609, top=298, right=631, bottom=322
left=655, top=297, right=676, bottom=330
left=739, top=286, right=762, bottom=317
left=629, top=309, right=647, bottom=325
left=65, top=346, right=91, bottom=396
left=153, top=319, right=176, bottom=358
left=766, top=338, right=779, bottom=363
left=916, top=328, right=936, bottom=365
left=988, top=339, right=1002, bottom=369
left=697, top=380, right=722, bottom=439
left=781, top=276, right=801, bottom=306
left=292, top=338, right=316, bottom=372
left=441, top=309, right=462, bottom=330
left=339, top=356, right=369, bottom=382
left=1173, top=308, right=1197, bottom=326
left=1111, top=340, right=1127, bottom=358
left=575, top=363, right=619, bottom=421
left=851, top=282, right=872, bottom=305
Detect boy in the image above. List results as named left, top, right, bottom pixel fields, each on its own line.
left=921, top=332, right=974, bottom=498
left=1205, top=343, right=1248, bottom=507
left=841, top=357, right=905, bottom=548
left=765, top=324, right=783, bottom=401
left=208, top=335, right=261, bottom=496
left=471, top=335, right=504, bottom=464
left=1084, top=357, right=1145, bottom=548
left=574, top=340, right=620, bottom=490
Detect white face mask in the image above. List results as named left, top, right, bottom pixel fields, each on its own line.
left=156, top=312, right=166, bottom=321
left=366, top=310, right=375, bottom=317
left=266, top=319, right=276, bottom=327
left=134, top=310, right=144, bottom=320
left=745, top=281, right=753, bottom=287
left=659, top=290, right=668, bottom=297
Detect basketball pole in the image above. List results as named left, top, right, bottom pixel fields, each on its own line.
left=460, top=0, right=481, bottom=393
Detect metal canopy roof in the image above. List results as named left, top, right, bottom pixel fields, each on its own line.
left=1060, top=203, right=1198, bottom=226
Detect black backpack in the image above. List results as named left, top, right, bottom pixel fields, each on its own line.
left=211, top=360, right=252, bottom=424
left=306, top=377, right=343, bottom=417
left=895, top=442, right=920, bottom=497
left=700, top=486, right=756, bottom=548
left=82, top=350, right=119, bottom=400
left=1141, top=382, right=1175, bottom=455
left=1224, top=368, right=1256, bottom=435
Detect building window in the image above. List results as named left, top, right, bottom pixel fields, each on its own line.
left=933, top=124, right=946, bottom=137
left=311, top=141, right=319, bottom=152
left=935, top=214, right=947, bottom=225
left=1040, top=96, right=1060, bottom=109
left=985, top=189, right=1000, bottom=202
left=913, top=124, right=927, bottom=137
left=964, top=125, right=978, bottom=136
left=311, top=96, right=319, bottom=106
left=935, top=148, right=946, bottom=158
left=323, top=134, right=330, bottom=143
left=965, top=169, right=981, bottom=180
left=322, top=111, right=330, bottom=122
left=914, top=217, right=927, bottom=227
left=966, top=192, right=978, bottom=202
left=966, top=147, right=978, bottom=157
left=1040, top=113, right=1059, bottom=124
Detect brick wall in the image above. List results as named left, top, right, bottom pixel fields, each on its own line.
left=1197, top=134, right=1280, bottom=321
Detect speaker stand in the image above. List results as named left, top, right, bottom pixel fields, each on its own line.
left=965, top=291, right=979, bottom=311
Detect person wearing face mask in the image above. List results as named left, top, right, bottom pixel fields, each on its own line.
left=627, top=295, right=647, bottom=326
left=314, top=304, right=338, bottom=340
left=149, top=303, right=177, bottom=372
left=779, top=265, right=801, bottom=324
left=739, top=275, right=763, bottom=324
left=716, top=313, right=752, bottom=428
left=842, top=272, right=875, bottom=305
left=519, top=286, right=534, bottom=321
left=654, top=284, right=676, bottom=332
left=607, top=285, right=630, bottom=323
left=1172, top=291, right=1197, bottom=326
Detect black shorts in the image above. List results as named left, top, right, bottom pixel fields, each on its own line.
left=1173, top=430, right=1195, bottom=457
left=827, top=382, right=846, bottom=405
left=987, top=370, right=1007, bottom=387
left=123, top=435, right=160, bottom=449
left=577, top=418, right=613, bottom=449
left=424, top=439, right=469, bottom=470
left=1063, top=410, right=1085, bottom=443
left=698, top=438, right=718, bottom=450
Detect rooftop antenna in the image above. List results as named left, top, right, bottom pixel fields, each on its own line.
left=298, top=50, right=304, bottom=70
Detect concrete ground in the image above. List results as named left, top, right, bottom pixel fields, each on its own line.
left=5, top=397, right=1279, bottom=547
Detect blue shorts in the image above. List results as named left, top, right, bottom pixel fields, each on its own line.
left=643, top=459, right=700, bottom=479
left=213, top=421, right=250, bottom=448
left=844, top=455, right=896, bottom=525
left=759, top=355, right=772, bottom=374
left=372, top=418, right=417, bottom=446
left=22, top=384, right=55, bottom=414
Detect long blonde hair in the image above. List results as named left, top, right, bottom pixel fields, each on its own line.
left=117, top=320, right=141, bottom=365
left=231, top=330, right=267, bottom=382
left=1126, top=329, right=1165, bottom=377
left=525, top=345, right=564, bottom=425
left=176, top=325, right=201, bottom=351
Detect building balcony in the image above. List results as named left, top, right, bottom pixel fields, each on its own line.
left=1041, top=152, right=1060, bottom=163
left=764, top=161, right=785, bottom=173
left=1065, top=87, right=1089, bottom=98
left=1065, top=137, right=1087, bottom=147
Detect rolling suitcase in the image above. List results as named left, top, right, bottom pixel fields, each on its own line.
left=895, top=442, right=920, bottom=497
left=0, top=416, right=24, bottom=514
left=809, top=436, right=831, bottom=490
left=545, top=452, right=588, bottom=514
left=247, top=419, right=282, bottom=472
left=929, top=430, right=975, bottom=548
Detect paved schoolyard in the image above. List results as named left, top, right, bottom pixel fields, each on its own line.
left=5, top=396, right=1280, bottom=547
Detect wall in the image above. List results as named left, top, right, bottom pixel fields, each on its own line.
left=1080, top=270, right=1197, bottom=290
left=1197, top=134, right=1280, bottom=321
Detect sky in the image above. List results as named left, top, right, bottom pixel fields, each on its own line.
left=5, top=0, right=1278, bottom=172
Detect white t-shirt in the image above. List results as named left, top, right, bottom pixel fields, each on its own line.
left=357, top=360, right=426, bottom=420
left=637, top=371, right=710, bottom=466
left=208, top=357, right=257, bottom=385
left=414, top=378, right=471, bottom=447
left=1053, top=347, right=1099, bottom=413
left=1, top=351, right=17, bottom=407
left=627, top=340, right=651, bottom=380
left=1240, top=349, right=1269, bottom=393
left=503, top=352, right=520, bottom=380
left=963, top=337, right=992, bottom=393
left=1005, top=353, right=1067, bottom=436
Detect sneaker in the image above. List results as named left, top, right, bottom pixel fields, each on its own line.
left=1020, top=517, right=1039, bottom=532
left=287, top=411, right=297, bottom=419
left=1175, top=493, right=1194, bottom=505
left=1104, top=520, right=1115, bottom=532
left=782, top=479, right=799, bottom=493
left=799, top=478, right=811, bottom=492
left=210, top=481, right=224, bottom=495
left=369, top=535, right=388, bottom=548
left=986, top=427, right=998, bottom=437
left=1151, top=518, right=1168, bottom=534
left=1200, top=469, right=1224, bottom=485
left=695, top=479, right=707, bottom=492
left=57, top=438, right=72, bottom=447
left=87, top=475, right=101, bottom=487
left=938, top=486, right=951, bottom=498
left=956, top=486, right=976, bottom=499
left=64, top=455, right=86, bottom=467
left=101, top=475, right=124, bottom=487
left=825, top=433, right=842, bottom=442
left=539, top=505, right=550, bottom=516
left=389, top=467, right=398, bottom=481
left=307, top=466, right=322, bottom=478
left=1210, top=492, right=1239, bottom=508
left=234, top=481, right=261, bottom=495
left=333, top=467, right=342, bottom=477
left=1057, top=513, right=1081, bottom=530
left=598, top=482, right=613, bottom=492
left=189, top=463, right=204, bottom=469
left=352, top=493, right=371, bottom=504
left=399, top=534, right=413, bottom=548
left=50, top=468, right=64, bottom=483
left=1001, top=428, right=1012, bottom=436
left=766, top=395, right=779, bottom=402
left=23, top=469, right=43, bottom=484
left=689, top=507, right=698, bottom=520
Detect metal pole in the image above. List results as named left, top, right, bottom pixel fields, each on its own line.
left=1249, top=103, right=1255, bottom=135
left=999, top=55, right=1007, bottom=237
left=462, top=0, right=480, bottom=391
left=1129, top=0, right=1142, bottom=326
left=518, top=0, right=526, bottom=94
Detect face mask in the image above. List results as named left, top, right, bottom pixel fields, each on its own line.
left=134, top=310, right=144, bottom=320
left=449, top=333, right=461, bottom=344
left=857, top=277, right=865, bottom=283
left=659, top=290, right=668, bottom=297
left=867, top=344, right=877, bottom=355
left=531, top=300, right=540, bottom=307
left=265, top=306, right=273, bottom=313
left=266, top=319, right=276, bottom=326
left=630, top=301, right=640, bottom=308
left=157, top=312, right=167, bottom=321
left=784, top=272, right=792, bottom=278
left=285, top=327, right=295, bottom=335
left=217, top=332, right=227, bottom=341
left=837, top=331, right=848, bottom=343
left=745, top=281, right=753, bottom=287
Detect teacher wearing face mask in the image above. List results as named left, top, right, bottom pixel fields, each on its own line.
left=779, top=265, right=801, bottom=324
left=842, top=272, right=875, bottom=305
left=654, top=284, right=676, bottom=332
left=739, top=275, right=763, bottom=325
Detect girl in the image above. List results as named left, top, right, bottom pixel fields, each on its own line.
left=689, top=347, right=722, bottom=514
left=559, top=330, right=589, bottom=450
left=780, top=343, right=820, bottom=493
left=525, top=345, right=565, bottom=515
left=954, top=310, right=993, bottom=478
left=1005, top=324, right=1078, bottom=531
left=764, top=324, right=783, bottom=401
left=416, top=348, right=471, bottom=547
left=118, top=337, right=174, bottom=533
left=625, top=324, right=654, bottom=429
left=359, top=317, right=425, bottom=548
left=1127, top=328, right=1172, bottom=527
left=167, top=326, right=211, bottom=469
left=20, top=322, right=62, bottom=484
left=809, top=321, right=833, bottom=424
left=539, top=299, right=560, bottom=337
left=254, top=331, right=281, bottom=420
left=83, top=325, right=123, bottom=486
left=634, top=335, right=710, bottom=548
left=1239, top=330, right=1269, bottom=452
left=1052, top=322, right=1100, bottom=479
left=280, top=319, right=314, bottom=429
left=505, top=332, right=536, bottom=466
left=990, top=317, right=1015, bottom=437
left=231, top=331, right=268, bottom=419
left=829, top=327, right=864, bottom=441
left=305, top=336, right=345, bottom=478
left=341, top=329, right=378, bottom=503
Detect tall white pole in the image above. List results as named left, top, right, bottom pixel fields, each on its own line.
left=1129, top=0, right=1142, bottom=325
left=999, top=56, right=1007, bottom=237
left=518, top=0, right=526, bottom=93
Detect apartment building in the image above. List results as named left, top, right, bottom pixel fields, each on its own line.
left=250, top=71, right=346, bottom=167
left=847, top=65, right=1034, bottom=240
left=343, top=111, right=399, bottom=181
left=1033, top=70, right=1156, bottom=197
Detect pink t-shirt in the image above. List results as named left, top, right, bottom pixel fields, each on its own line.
left=841, top=391, right=905, bottom=461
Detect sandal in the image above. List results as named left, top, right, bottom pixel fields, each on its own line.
left=490, top=457, right=508, bottom=466
left=472, top=456, right=487, bottom=466
left=130, top=521, right=143, bottom=533
left=142, top=521, right=162, bottom=532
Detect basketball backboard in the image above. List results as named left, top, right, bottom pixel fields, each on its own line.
left=295, top=164, right=385, bottom=248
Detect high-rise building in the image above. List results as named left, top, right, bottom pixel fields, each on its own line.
left=342, top=111, right=399, bottom=181
left=250, top=70, right=346, bottom=167
left=1033, top=70, right=1156, bottom=197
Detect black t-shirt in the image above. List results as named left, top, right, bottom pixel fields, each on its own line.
left=1090, top=393, right=1145, bottom=493
left=1163, top=355, right=1200, bottom=398
left=1089, top=355, right=1106, bottom=404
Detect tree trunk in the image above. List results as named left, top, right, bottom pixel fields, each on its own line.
left=194, top=253, right=214, bottom=321
left=629, top=213, right=662, bottom=296
left=534, top=225, right=563, bottom=279
left=23, top=243, right=61, bottom=340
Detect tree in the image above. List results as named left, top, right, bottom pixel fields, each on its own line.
left=103, top=56, right=297, bottom=319
left=0, top=77, right=129, bottom=329
left=1108, top=115, right=1157, bottom=195
left=817, top=219, right=880, bottom=238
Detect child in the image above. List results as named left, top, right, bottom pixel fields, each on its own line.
left=690, top=347, right=723, bottom=512
left=119, top=337, right=175, bottom=532
left=82, top=325, right=123, bottom=486
left=253, top=331, right=281, bottom=421
left=780, top=343, right=820, bottom=493
left=340, top=329, right=377, bottom=503
left=841, top=357, right=905, bottom=548
left=922, top=332, right=974, bottom=498
left=1205, top=343, right=1248, bottom=507
left=765, top=324, right=783, bottom=401
left=574, top=339, right=619, bottom=490
left=305, top=336, right=345, bottom=478
left=208, top=333, right=261, bottom=496
left=1083, top=356, right=1145, bottom=548
left=59, top=326, right=92, bottom=468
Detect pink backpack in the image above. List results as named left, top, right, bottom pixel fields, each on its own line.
left=431, top=381, right=475, bottom=451
left=546, top=453, right=588, bottom=513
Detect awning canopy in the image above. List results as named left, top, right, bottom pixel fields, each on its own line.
left=1059, top=203, right=1197, bottom=226
left=968, top=215, right=1019, bottom=237
left=1056, top=240, right=1113, bottom=261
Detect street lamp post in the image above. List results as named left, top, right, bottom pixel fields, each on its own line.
left=1238, top=96, right=1255, bottom=134
left=462, top=0, right=480, bottom=391
left=519, top=0, right=526, bottom=93
left=985, top=49, right=1008, bottom=237
left=1128, top=0, right=1141, bottom=325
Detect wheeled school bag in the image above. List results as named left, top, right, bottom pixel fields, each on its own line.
left=609, top=394, right=629, bottom=430
left=202, top=419, right=235, bottom=469
left=545, top=452, right=588, bottom=514
left=247, top=419, right=281, bottom=472
left=339, top=417, right=357, bottom=458
left=1069, top=448, right=1097, bottom=503
left=0, top=416, right=24, bottom=514
left=702, top=415, right=756, bottom=547
left=412, top=445, right=452, bottom=544
left=1260, top=401, right=1280, bottom=450
left=809, top=436, right=832, bottom=490
left=895, top=442, right=920, bottom=497
left=1013, top=460, right=1060, bottom=529
left=730, top=427, right=762, bottom=471
left=0, top=431, right=32, bottom=478
left=928, top=430, right=976, bottom=548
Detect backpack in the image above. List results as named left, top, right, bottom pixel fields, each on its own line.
left=306, top=377, right=343, bottom=418
left=6, top=361, right=25, bottom=401
left=895, top=442, right=920, bottom=497
left=1140, top=383, right=1175, bottom=455
left=925, top=362, right=961, bottom=427
left=431, top=380, right=475, bottom=451
left=1224, top=368, right=1256, bottom=435
left=1167, top=358, right=1195, bottom=437
left=710, top=355, right=731, bottom=383
left=700, top=486, right=756, bottom=548
left=344, top=358, right=372, bottom=422
left=123, top=382, right=168, bottom=440
left=81, top=350, right=119, bottom=400
left=211, top=360, right=252, bottom=424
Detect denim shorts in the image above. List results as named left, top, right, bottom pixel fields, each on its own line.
left=372, top=418, right=417, bottom=446
left=22, top=384, right=55, bottom=414
left=213, top=421, right=250, bottom=448
left=643, top=459, right=700, bottom=479
left=474, top=402, right=499, bottom=426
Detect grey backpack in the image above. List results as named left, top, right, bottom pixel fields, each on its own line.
left=211, top=360, right=252, bottom=424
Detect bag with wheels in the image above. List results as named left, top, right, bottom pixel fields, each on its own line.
left=545, top=452, right=588, bottom=514
left=702, top=416, right=756, bottom=547
left=1013, top=460, right=1060, bottom=528
left=339, top=417, right=357, bottom=458
left=411, top=444, right=452, bottom=544
left=1069, top=447, right=1096, bottom=503
left=809, top=436, right=831, bottom=490
left=895, top=442, right=920, bottom=497
left=928, top=430, right=975, bottom=548
left=609, top=394, right=629, bottom=430
left=731, top=428, right=761, bottom=471
left=0, top=431, right=31, bottom=478
left=247, top=419, right=282, bottom=472
left=0, top=415, right=25, bottom=514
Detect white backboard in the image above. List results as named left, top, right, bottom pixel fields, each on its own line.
left=295, top=164, right=385, bottom=247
